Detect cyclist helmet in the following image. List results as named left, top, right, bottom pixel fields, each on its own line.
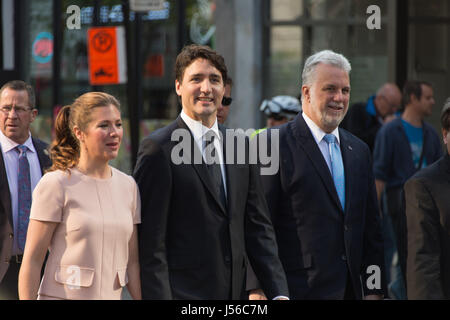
left=259, top=95, right=302, bottom=120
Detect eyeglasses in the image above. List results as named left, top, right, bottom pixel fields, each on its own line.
left=222, top=97, right=232, bottom=106
left=0, top=106, right=33, bottom=115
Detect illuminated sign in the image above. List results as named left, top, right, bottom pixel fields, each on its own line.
left=130, top=0, right=165, bottom=12
left=79, top=3, right=169, bottom=25
left=32, top=32, right=53, bottom=64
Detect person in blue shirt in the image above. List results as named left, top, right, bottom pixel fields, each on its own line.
left=373, top=80, right=443, bottom=299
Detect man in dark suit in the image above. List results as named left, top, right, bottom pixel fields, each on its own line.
left=260, top=50, right=386, bottom=299
left=0, top=80, right=51, bottom=299
left=404, top=98, right=450, bottom=299
left=133, top=44, right=288, bottom=300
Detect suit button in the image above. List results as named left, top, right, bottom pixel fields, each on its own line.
left=224, top=256, right=231, bottom=264
left=9, top=233, right=13, bottom=238
left=341, top=254, right=347, bottom=261
left=344, top=225, right=349, bottom=231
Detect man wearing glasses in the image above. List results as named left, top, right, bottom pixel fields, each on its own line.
left=0, top=80, right=51, bottom=299
left=216, top=77, right=233, bottom=124
left=341, top=83, right=402, bottom=152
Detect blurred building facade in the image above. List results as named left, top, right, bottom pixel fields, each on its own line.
left=1, top=0, right=449, bottom=173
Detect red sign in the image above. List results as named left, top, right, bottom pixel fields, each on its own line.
left=87, top=26, right=127, bottom=85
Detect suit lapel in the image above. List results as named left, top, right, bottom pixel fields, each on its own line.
left=442, top=153, right=450, bottom=183
left=292, top=115, right=343, bottom=215
left=0, top=145, right=13, bottom=228
left=220, top=126, right=235, bottom=217
left=32, top=138, right=50, bottom=174
left=176, top=117, right=227, bottom=216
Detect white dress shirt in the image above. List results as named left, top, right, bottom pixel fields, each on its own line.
left=302, top=112, right=341, bottom=174
left=180, top=110, right=227, bottom=198
left=0, top=130, right=42, bottom=255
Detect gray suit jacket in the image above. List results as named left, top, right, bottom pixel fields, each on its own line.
left=405, top=153, right=450, bottom=299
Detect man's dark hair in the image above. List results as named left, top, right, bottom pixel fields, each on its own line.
left=175, top=44, right=228, bottom=84
left=225, top=76, right=233, bottom=88
left=402, top=80, right=432, bottom=107
left=0, top=80, right=36, bottom=108
left=441, top=98, right=450, bottom=131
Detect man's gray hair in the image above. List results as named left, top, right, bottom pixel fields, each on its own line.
left=301, top=50, right=351, bottom=86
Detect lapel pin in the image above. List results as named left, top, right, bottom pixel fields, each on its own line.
left=43, top=149, right=49, bottom=156
left=348, top=146, right=352, bottom=151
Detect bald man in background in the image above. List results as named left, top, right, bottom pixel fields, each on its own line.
left=341, top=83, right=402, bottom=152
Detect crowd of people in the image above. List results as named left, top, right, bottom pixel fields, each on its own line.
left=0, top=44, right=448, bottom=300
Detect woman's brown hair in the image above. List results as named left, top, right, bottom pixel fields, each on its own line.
left=48, top=92, right=120, bottom=173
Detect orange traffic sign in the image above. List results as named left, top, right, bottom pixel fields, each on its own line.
left=87, top=26, right=127, bottom=85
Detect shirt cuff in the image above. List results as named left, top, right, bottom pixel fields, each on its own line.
left=272, top=295, right=289, bottom=300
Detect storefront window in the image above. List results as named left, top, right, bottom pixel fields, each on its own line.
left=268, top=26, right=302, bottom=98
left=26, top=0, right=54, bottom=143
left=21, top=0, right=216, bottom=173
left=266, top=0, right=389, bottom=105
left=186, top=0, right=216, bottom=47
left=60, top=0, right=91, bottom=106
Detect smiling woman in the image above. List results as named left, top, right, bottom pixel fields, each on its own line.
left=18, top=92, right=142, bottom=300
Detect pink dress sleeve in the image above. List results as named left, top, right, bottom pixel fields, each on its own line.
left=30, top=171, right=65, bottom=223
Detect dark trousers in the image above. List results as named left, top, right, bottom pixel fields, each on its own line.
left=0, top=256, right=21, bottom=300
left=385, top=187, right=408, bottom=287
left=344, top=271, right=356, bottom=300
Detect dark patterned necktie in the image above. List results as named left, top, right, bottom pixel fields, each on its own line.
left=203, top=132, right=227, bottom=209
left=17, top=145, right=31, bottom=251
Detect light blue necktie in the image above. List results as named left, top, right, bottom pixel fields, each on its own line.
left=17, top=145, right=31, bottom=251
left=323, top=134, right=345, bottom=211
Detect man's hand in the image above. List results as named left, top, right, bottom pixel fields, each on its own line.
left=364, top=294, right=383, bottom=300
left=249, top=289, right=267, bottom=300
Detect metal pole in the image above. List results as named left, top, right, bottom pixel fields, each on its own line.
left=123, top=0, right=140, bottom=170
left=52, top=0, right=62, bottom=113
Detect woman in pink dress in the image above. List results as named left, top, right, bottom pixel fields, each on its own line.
left=18, top=92, right=141, bottom=300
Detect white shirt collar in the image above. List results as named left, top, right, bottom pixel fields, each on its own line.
left=180, top=110, right=221, bottom=141
left=0, top=129, right=36, bottom=153
left=302, top=112, right=340, bottom=145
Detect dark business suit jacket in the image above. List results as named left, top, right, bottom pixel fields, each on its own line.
left=340, top=101, right=381, bottom=152
left=404, top=153, right=450, bottom=300
left=0, top=137, right=51, bottom=282
left=260, top=113, right=386, bottom=299
left=133, top=116, right=288, bottom=300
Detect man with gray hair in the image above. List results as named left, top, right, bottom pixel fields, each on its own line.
left=260, top=49, right=386, bottom=299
